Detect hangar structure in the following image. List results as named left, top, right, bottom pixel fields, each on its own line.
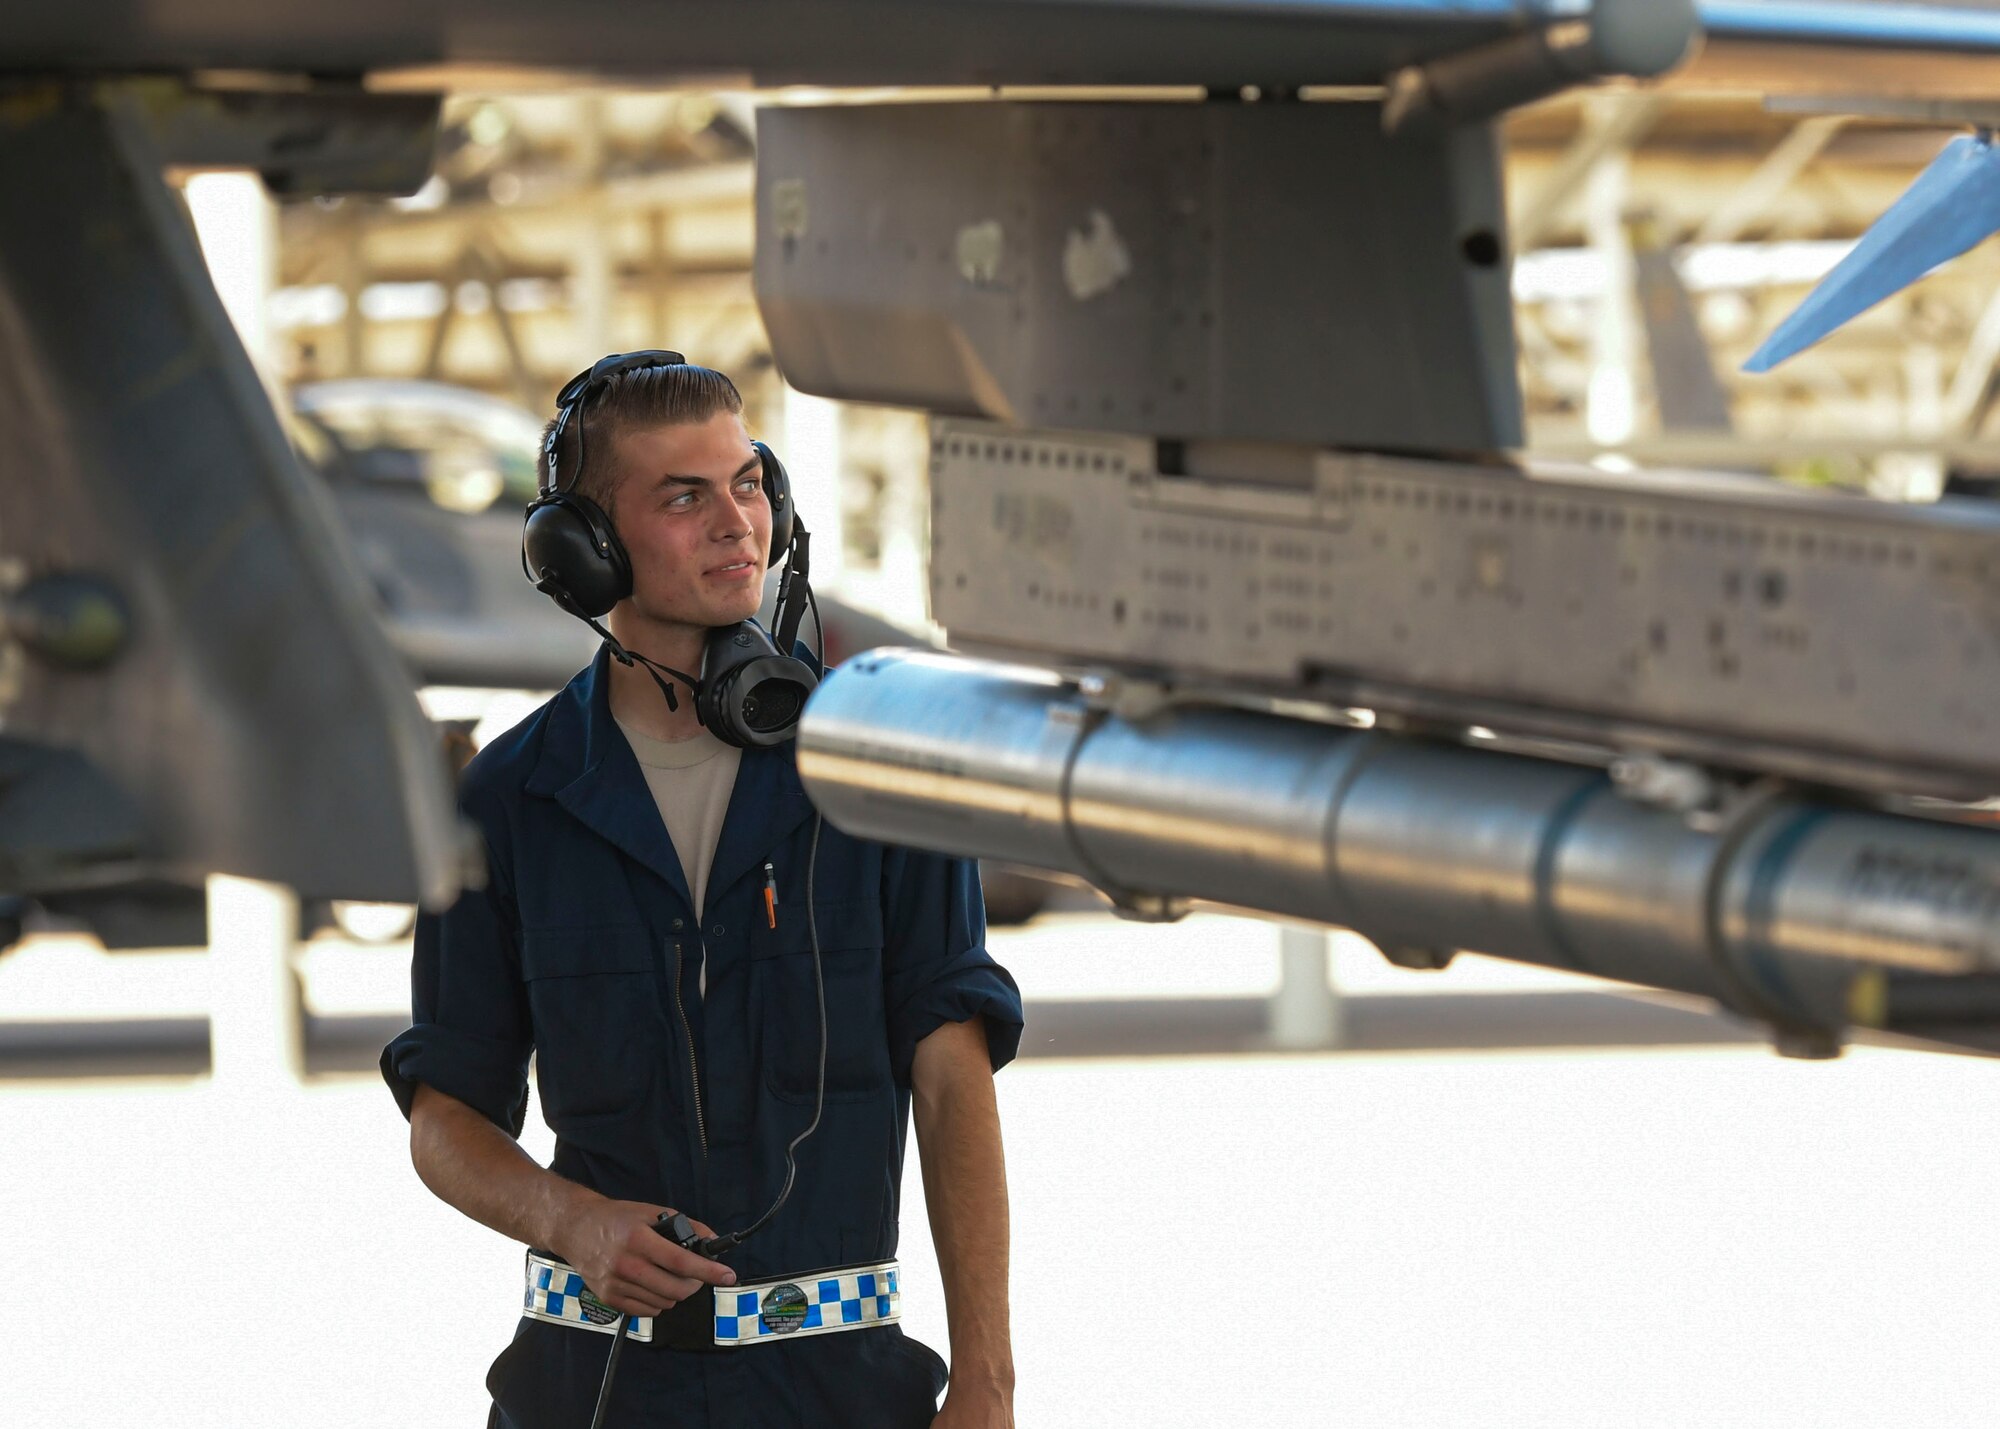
left=273, top=82, right=2000, bottom=487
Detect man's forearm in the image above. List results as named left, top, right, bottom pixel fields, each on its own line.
left=409, top=1082, right=594, bottom=1251
left=912, top=1017, right=1014, bottom=1391
left=409, top=1084, right=738, bottom=1317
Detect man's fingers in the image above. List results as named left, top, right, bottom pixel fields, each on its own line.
left=682, top=1252, right=736, bottom=1286
left=613, top=1253, right=705, bottom=1307
left=629, top=1229, right=737, bottom=1286
left=600, top=1282, right=670, bottom=1318
left=602, top=1271, right=679, bottom=1316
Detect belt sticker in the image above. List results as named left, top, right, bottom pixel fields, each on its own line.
left=760, top=1283, right=809, bottom=1335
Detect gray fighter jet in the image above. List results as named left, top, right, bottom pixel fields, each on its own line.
left=5, top=1, right=2000, bottom=1049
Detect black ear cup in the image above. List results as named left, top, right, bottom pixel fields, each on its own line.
left=525, top=350, right=686, bottom=622
left=521, top=491, right=632, bottom=619
left=755, top=440, right=795, bottom=562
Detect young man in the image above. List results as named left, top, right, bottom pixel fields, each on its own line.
left=382, top=358, right=1023, bottom=1429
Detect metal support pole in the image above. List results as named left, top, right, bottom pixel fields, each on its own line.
left=571, top=96, right=615, bottom=365
left=1584, top=98, right=1639, bottom=448
left=1945, top=286, right=2000, bottom=434
left=339, top=216, right=368, bottom=376
left=1875, top=344, right=1946, bottom=501
left=779, top=384, right=847, bottom=591
left=205, top=873, right=304, bottom=1086
left=648, top=208, right=674, bottom=338
left=1270, top=924, right=1343, bottom=1051
left=421, top=247, right=471, bottom=379
left=466, top=240, right=539, bottom=410
left=879, top=416, right=930, bottom=621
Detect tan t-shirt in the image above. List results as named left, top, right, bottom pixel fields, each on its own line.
left=616, top=718, right=743, bottom=923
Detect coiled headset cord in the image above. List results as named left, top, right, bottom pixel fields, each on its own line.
left=588, top=813, right=829, bottom=1428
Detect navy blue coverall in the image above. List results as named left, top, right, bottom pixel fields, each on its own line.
left=381, top=648, right=1025, bottom=1429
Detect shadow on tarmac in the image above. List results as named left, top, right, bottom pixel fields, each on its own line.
left=0, top=990, right=1767, bottom=1080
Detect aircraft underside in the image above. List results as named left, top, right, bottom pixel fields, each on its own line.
left=8, top=0, right=2000, bottom=1054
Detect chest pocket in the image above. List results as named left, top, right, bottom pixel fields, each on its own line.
left=751, top=897, right=890, bottom=1104
left=521, top=925, right=662, bottom=1125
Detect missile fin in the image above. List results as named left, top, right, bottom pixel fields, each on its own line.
left=1744, top=132, right=2000, bottom=373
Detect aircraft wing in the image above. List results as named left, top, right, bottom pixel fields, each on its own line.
left=2, top=2, right=1659, bottom=87
left=0, top=85, right=472, bottom=911
left=730, top=2, right=2000, bottom=1058
left=4, top=0, right=1999, bottom=90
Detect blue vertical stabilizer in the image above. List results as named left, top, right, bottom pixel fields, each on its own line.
left=1744, top=132, right=2000, bottom=373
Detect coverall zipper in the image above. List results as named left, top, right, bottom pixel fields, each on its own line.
left=671, top=938, right=707, bottom=1153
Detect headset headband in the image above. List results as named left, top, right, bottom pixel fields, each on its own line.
left=542, top=348, right=689, bottom=497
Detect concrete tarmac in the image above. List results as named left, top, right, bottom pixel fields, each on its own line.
left=5, top=913, right=2000, bottom=1426
left=7, top=1040, right=1999, bottom=1428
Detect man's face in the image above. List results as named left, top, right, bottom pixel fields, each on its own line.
left=600, top=410, right=772, bottom=634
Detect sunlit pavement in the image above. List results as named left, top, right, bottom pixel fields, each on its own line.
left=6, top=917, right=1999, bottom=1427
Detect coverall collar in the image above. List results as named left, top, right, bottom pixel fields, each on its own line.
left=525, top=645, right=817, bottom=917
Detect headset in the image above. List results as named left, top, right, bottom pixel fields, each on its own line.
left=522, top=349, right=821, bottom=747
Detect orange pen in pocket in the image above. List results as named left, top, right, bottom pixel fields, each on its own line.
left=763, top=860, right=778, bottom=929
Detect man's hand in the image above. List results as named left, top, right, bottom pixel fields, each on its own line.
left=548, top=1197, right=737, bottom=1317
left=932, top=1379, right=1015, bottom=1429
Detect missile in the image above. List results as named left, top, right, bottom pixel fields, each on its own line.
left=798, top=647, right=2000, bottom=1057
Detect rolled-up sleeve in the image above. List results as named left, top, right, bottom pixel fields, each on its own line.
left=380, top=826, right=533, bottom=1136
left=879, top=846, right=1024, bottom=1086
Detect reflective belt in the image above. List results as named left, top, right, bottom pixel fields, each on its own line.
left=522, top=1252, right=901, bottom=1348
left=715, top=1263, right=901, bottom=1346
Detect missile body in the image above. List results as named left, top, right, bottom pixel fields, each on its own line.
left=798, top=648, right=2000, bottom=1053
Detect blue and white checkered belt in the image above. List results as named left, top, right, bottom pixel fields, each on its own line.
left=524, top=1251, right=902, bottom=1348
